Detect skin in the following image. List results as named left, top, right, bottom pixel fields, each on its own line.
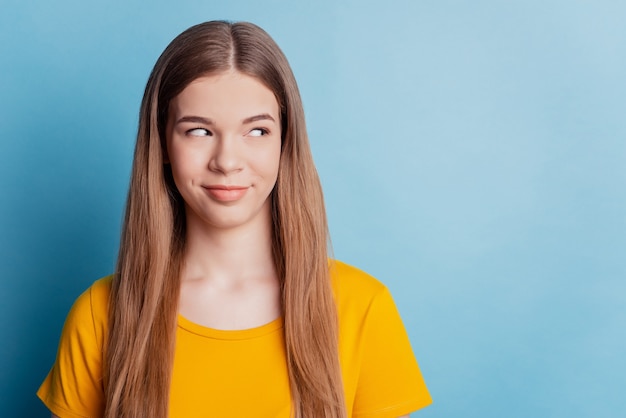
left=51, top=71, right=411, bottom=418
left=166, top=71, right=282, bottom=330
left=165, top=71, right=413, bottom=418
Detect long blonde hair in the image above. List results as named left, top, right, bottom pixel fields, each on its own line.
left=104, top=21, right=345, bottom=418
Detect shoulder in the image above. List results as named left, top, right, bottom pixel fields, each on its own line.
left=330, top=261, right=433, bottom=415
left=330, top=260, right=411, bottom=346
left=64, top=275, right=112, bottom=345
left=330, top=259, right=388, bottom=297
left=330, top=260, right=392, bottom=319
left=69, top=275, right=112, bottom=317
left=37, top=276, right=112, bottom=417
left=88, top=275, right=113, bottom=311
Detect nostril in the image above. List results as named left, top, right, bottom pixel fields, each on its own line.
left=209, top=143, right=244, bottom=174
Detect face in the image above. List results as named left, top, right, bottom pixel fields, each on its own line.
left=166, top=71, right=281, bottom=232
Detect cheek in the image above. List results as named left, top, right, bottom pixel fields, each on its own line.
left=165, top=132, right=198, bottom=192
left=263, top=151, right=281, bottom=184
left=170, top=146, right=205, bottom=175
left=248, top=141, right=281, bottom=179
left=267, top=142, right=282, bottom=175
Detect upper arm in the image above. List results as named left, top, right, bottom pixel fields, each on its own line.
left=352, top=286, right=432, bottom=416
left=37, top=283, right=108, bottom=417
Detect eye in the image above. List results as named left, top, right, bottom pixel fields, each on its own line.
left=248, top=128, right=269, bottom=137
left=186, top=128, right=212, bottom=137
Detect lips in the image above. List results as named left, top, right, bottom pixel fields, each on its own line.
left=203, top=185, right=249, bottom=202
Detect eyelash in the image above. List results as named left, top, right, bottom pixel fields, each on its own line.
left=249, top=127, right=269, bottom=137
left=186, top=128, right=212, bottom=137
left=184, top=127, right=270, bottom=137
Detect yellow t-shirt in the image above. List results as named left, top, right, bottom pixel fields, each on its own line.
left=38, top=261, right=432, bottom=417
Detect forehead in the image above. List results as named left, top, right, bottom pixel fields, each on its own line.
left=169, top=72, right=279, bottom=121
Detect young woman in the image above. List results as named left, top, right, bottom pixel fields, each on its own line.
left=38, top=21, right=432, bottom=418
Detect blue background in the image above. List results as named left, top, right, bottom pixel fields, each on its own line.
left=1, top=1, right=625, bottom=417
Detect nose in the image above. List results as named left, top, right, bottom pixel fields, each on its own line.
left=208, top=135, right=243, bottom=174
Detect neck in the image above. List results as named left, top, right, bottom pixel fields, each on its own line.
left=181, top=207, right=277, bottom=285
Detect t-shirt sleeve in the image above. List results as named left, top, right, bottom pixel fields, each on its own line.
left=352, top=286, right=432, bottom=418
left=37, top=282, right=107, bottom=418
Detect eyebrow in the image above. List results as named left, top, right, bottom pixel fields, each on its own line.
left=242, top=113, right=276, bottom=124
left=175, top=115, right=214, bottom=125
left=175, top=114, right=276, bottom=125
